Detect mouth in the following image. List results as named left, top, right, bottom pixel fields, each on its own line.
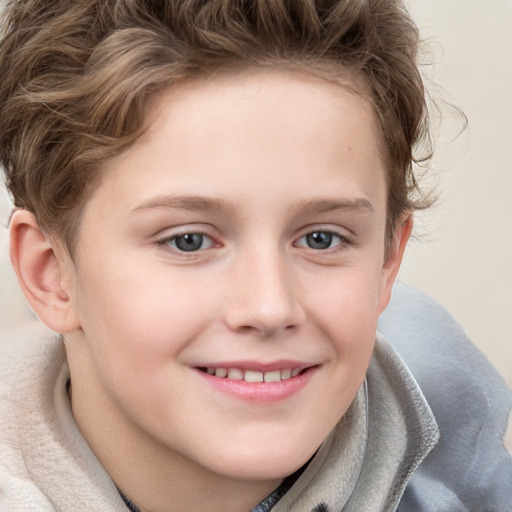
left=194, top=363, right=318, bottom=402
left=196, top=366, right=309, bottom=383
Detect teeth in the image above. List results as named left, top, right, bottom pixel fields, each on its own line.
left=263, top=370, right=281, bottom=383
left=215, top=368, right=228, bottom=378
left=281, top=369, right=292, bottom=380
left=227, top=368, right=244, bottom=380
left=244, top=370, right=264, bottom=383
left=205, top=367, right=304, bottom=382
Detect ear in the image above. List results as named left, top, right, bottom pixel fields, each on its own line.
left=9, top=210, right=80, bottom=333
left=377, top=213, right=413, bottom=314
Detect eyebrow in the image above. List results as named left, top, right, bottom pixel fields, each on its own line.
left=296, top=198, right=375, bottom=215
left=132, top=195, right=375, bottom=216
left=132, top=195, right=238, bottom=214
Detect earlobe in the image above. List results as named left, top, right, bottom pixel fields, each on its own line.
left=377, top=213, right=413, bottom=313
left=9, top=210, right=80, bottom=333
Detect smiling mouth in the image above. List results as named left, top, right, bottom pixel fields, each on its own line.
left=197, top=367, right=309, bottom=383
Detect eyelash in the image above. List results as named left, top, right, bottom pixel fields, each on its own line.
left=155, top=228, right=351, bottom=255
left=156, top=231, right=216, bottom=254
left=295, top=229, right=351, bottom=252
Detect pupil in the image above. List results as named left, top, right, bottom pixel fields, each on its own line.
left=307, top=232, right=332, bottom=250
left=176, top=234, right=203, bottom=251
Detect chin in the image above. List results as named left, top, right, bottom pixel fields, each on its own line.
left=206, top=437, right=318, bottom=482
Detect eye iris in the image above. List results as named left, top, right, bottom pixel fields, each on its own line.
left=306, top=232, right=332, bottom=249
left=175, top=233, right=204, bottom=251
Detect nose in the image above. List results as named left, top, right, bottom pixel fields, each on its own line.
left=223, top=249, right=305, bottom=337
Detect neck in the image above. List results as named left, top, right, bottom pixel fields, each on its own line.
left=111, top=452, right=281, bottom=512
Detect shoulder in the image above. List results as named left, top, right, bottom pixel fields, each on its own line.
left=378, top=282, right=512, bottom=511
left=0, top=324, right=131, bottom=511
left=0, top=323, right=64, bottom=509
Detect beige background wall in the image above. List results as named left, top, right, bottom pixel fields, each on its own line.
left=400, top=0, right=512, bottom=385
left=1, top=0, right=511, bottom=385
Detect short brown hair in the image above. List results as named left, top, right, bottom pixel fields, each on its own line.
left=0, top=0, right=431, bottom=248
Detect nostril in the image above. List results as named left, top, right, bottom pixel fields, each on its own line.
left=237, top=322, right=298, bottom=337
left=237, top=325, right=262, bottom=335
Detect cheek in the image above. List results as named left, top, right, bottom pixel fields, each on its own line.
left=304, top=273, right=379, bottom=443
left=309, top=267, right=382, bottom=369
left=315, top=266, right=383, bottom=330
left=74, top=256, right=217, bottom=370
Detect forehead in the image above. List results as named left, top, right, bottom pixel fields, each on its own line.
left=83, top=70, right=387, bottom=226
left=142, top=69, right=381, bottom=159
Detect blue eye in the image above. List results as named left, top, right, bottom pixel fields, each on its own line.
left=297, top=231, right=343, bottom=250
left=166, top=233, right=213, bottom=252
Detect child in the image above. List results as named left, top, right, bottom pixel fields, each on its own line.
left=0, top=1, right=510, bottom=511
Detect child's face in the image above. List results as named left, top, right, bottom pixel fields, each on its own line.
left=63, top=71, right=406, bottom=483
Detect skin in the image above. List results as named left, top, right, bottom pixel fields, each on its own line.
left=10, top=70, right=411, bottom=512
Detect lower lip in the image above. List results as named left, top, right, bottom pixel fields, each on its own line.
left=194, top=367, right=317, bottom=403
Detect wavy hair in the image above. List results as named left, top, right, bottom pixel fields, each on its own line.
left=0, top=0, right=432, bottom=248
